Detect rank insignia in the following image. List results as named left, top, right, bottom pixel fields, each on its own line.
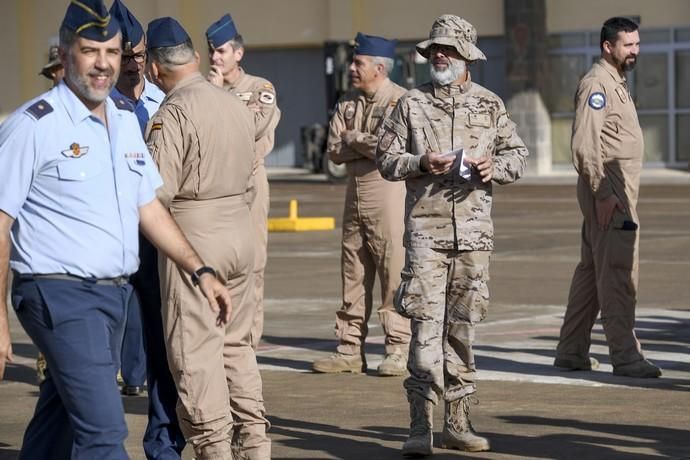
left=61, top=142, right=89, bottom=158
left=236, top=92, right=253, bottom=102
left=588, top=92, right=606, bottom=110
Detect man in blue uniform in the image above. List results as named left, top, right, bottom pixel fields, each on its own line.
left=109, top=1, right=186, bottom=458
left=0, top=1, right=232, bottom=458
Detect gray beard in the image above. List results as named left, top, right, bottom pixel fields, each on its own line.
left=430, top=58, right=466, bottom=86
left=66, top=53, right=117, bottom=104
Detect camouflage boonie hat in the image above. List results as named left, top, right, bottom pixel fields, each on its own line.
left=39, top=45, right=62, bottom=79
left=416, top=14, right=486, bottom=61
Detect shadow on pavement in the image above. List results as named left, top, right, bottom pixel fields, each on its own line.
left=494, top=415, right=690, bottom=459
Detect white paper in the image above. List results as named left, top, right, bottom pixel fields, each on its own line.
left=441, top=148, right=471, bottom=179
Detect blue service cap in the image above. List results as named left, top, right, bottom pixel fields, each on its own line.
left=61, top=0, right=120, bottom=42
left=146, top=17, right=191, bottom=49
left=206, top=14, right=239, bottom=49
left=354, top=32, right=397, bottom=59
left=110, top=0, right=144, bottom=51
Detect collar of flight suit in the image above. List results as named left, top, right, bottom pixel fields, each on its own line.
left=431, top=70, right=473, bottom=98
left=166, top=72, right=206, bottom=98
left=223, top=66, right=247, bottom=91
left=596, top=57, right=627, bottom=85
left=361, top=77, right=393, bottom=103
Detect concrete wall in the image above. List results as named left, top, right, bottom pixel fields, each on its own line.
left=546, top=0, right=690, bottom=32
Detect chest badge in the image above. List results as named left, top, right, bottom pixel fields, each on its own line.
left=615, top=86, right=628, bottom=104
left=61, top=142, right=89, bottom=158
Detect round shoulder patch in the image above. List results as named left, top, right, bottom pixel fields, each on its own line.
left=588, top=92, right=606, bottom=110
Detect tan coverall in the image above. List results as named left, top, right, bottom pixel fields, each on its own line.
left=146, top=73, right=270, bottom=460
left=556, top=58, right=646, bottom=367
left=224, top=68, right=281, bottom=350
left=377, top=76, right=528, bottom=403
left=327, top=78, right=411, bottom=355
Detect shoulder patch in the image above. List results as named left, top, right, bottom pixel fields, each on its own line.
left=111, top=94, right=134, bottom=112
left=25, top=100, right=53, bottom=120
left=588, top=92, right=606, bottom=110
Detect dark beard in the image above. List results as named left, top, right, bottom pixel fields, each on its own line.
left=616, top=55, right=637, bottom=72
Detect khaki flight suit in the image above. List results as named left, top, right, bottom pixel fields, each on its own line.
left=556, top=58, right=646, bottom=367
left=327, top=78, right=410, bottom=356
left=146, top=73, right=270, bottom=460
left=224, top=67, right=281, bottom=350
left=377, top=75, right=528, bottom=404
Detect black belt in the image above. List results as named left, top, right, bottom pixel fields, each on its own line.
left=18, top=273, right=130, bottom=286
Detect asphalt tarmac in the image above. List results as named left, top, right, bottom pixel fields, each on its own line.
left=1, top=170, right=689, bottom=459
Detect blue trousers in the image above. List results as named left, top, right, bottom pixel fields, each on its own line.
left=131, top=236, right=186, bottom=459
left=121, top=288, right=146, bottom=387
left=12, top=275, right=131, bottom=460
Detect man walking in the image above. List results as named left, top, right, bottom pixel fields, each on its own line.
left=554, top=17, right=661, bottom=378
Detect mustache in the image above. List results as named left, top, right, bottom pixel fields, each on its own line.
left=87, top=70, right=114, bottom=77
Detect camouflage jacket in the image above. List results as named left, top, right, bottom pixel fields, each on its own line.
left=376, top=77, right=528, bottom=250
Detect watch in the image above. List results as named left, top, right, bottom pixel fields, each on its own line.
left=191, top=266, right=216, bottom=287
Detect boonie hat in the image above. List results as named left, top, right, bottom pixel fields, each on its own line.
left=416, top=14, right=486, bottom=61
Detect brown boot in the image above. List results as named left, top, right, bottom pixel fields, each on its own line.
left=441, top=396, right=490, bottom=452
left=402, top=395, right=433, bottom=457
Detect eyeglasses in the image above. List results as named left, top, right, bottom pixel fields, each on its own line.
left=122, top=53, right=146, bottom=65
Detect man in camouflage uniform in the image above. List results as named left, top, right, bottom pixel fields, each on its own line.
left=206, top=13, right=281, bottom=350
left=377, top=15, right=528, bottom=456
left=312, top=33, right=410, bottom=376
left=554, top=17, right=661, bottom=378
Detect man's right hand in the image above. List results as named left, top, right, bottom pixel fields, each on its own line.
left=207, top=65, right=224, bottom=88
left=421, top=151, right=456, bottom=175
left=595, top=194, right=624, bottom=230
left=0, top=310, right=13, bottom=380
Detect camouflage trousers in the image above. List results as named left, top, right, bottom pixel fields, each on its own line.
left=395, top=247, right=491, bottom=404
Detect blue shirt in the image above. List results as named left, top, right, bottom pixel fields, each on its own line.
left=0, top=81, right=163, bottom=278
left=111, top=79, right=165, bottom=135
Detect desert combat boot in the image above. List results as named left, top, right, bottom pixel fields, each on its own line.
left=312, top=352, right=366, bottom=373
left=377, top=351, right=407, bottom=376
left=441, top=396, right=490, bottom=452
left=402, top=394, right=433, bottom=457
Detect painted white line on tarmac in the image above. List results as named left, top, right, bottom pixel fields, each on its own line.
left=258, top=306, right=690, bottom=388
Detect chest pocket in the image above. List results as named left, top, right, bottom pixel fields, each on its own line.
left=126, top=157, right=146, bottom=177
left=467, top=113, right=492, bottom=128
left=57, top=155, right=105, bottom=181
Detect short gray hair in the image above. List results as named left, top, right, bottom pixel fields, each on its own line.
left=59, top=27, right=77, bottom=50
left=148, top=39, right=195, bottom=69
left=371, top=56, right=394, bottom=75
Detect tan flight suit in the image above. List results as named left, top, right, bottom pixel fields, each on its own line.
left=377, top=75, right=528, bottom=404
left=556, top=58, right=646, bottom=367
left=146, top=73, right=270, bottom=460
left=225, top=67, right=281, bottom=350
left=327, top=78, right=410, bottom=356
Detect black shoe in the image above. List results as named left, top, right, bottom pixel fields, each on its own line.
left=121, top=385, right=143, bottom=396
